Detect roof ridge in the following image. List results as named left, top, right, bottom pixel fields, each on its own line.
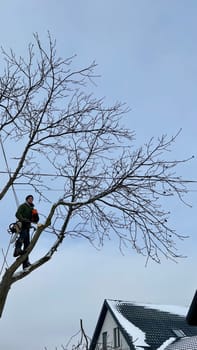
left=106, top=299, right=188, bottom=316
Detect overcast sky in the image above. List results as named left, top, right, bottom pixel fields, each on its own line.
left=0, top=1, right=197, bottom=349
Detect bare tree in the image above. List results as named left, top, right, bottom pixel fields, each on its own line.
left=43, top=319, right=90, bottom=350
left=0, top=33, right=194, bottom=317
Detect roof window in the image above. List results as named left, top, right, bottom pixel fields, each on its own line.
left=172, top=329, right=186, bottom=338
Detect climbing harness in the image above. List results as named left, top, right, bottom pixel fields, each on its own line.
left=7, top=222, right=37, bottom=244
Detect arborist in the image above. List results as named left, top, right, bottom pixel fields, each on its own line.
left=13, top=195, right=39, bottom=269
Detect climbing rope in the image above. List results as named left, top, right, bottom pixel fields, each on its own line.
left=0, top=134, right=20, bottom=207
left=0, top=133, right=20, bottom=274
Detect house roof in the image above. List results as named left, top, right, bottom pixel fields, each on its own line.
left=165, top=335, right=197, bottom=350
left=89, top=299, right=197, bottom=350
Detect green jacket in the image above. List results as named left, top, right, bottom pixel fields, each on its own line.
left=15, top=202, right=34, bottom=228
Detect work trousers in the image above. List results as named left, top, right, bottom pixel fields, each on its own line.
left=15, top=228, right=30, bottom=268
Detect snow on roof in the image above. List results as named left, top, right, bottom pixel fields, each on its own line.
left=107, top=299, right=150, bottom=349
left=108, top=299, right=188, bottom=317
left=156, top=337, right=176, bottom=350
left=132, top=302, right=188, bottom=317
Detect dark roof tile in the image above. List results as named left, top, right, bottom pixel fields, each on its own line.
left=107, top=300, right=197, bottom=350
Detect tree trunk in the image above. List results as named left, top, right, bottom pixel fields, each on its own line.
left=0, top=270, right=13, bottom=318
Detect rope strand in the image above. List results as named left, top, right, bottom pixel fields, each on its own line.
left=0, top=134, right=20, bottom=207
left=0, top=133, right=20, bottom=275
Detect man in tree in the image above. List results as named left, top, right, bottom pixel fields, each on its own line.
left=13, top=195, right=39, bottom=269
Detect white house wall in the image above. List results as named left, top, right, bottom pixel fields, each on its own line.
left=97, top=310, right=129, bottom=350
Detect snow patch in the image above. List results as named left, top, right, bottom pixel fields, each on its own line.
left=133, top=303, right=188, bottom=317
left=13, top=271, right=22, bottom=278
left=109, top=300, right=188, bottom=317
left=107, top=300, right=150, bottom=349
left=156, top=337, right=176, bottom=350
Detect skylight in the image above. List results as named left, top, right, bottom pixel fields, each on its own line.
left=172, top=329, right=186, bottom=338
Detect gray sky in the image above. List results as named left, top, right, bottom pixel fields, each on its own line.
left=0, top=1, right=197, bottom=349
